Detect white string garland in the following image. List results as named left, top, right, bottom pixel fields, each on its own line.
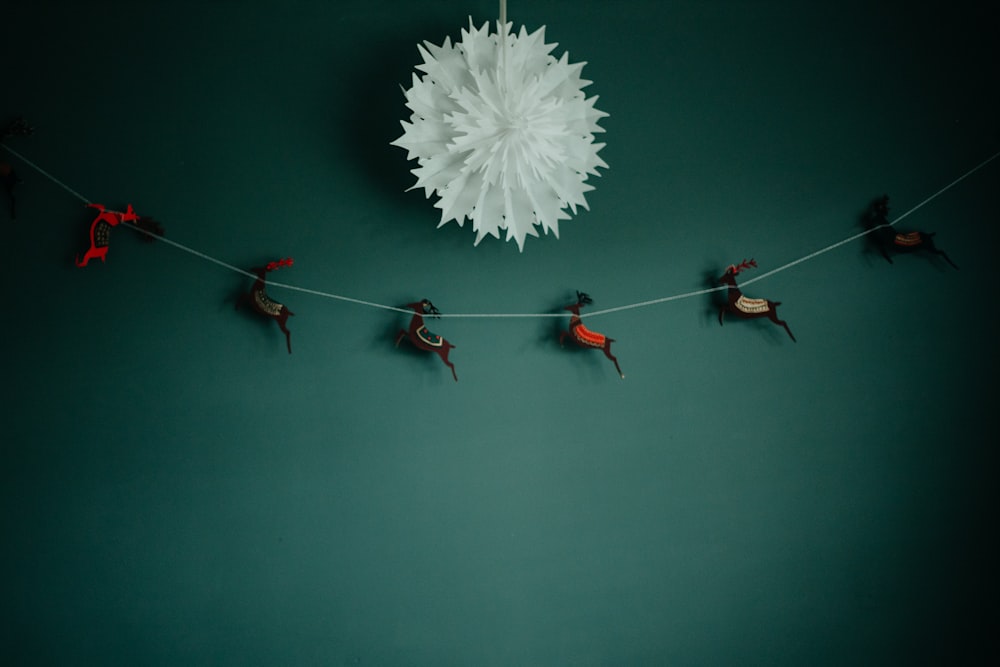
left=2, top=140, right=997, bottom=320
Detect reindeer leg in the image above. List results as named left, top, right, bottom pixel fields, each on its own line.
left=75, top=246, right=93, bottom=266
left=558, top=331, right=568, bottom=347
left=603, top=345, right=624, bottom=379
left=395, top=330, right=407, bottom=347
left=443, top=355, right=458, bottom=382
left=279, top=323, right=292, bottom=353
left=936, top=250, right=959, bottom=269
left=881, top=247, right=894, bottom=264
left=773, top=316, right=796, bottom=343
left=75, top=247, right=104, bottom=267
left=270, top=310, right=291, bottom=353
left=436, top=345, right=457, bottom=381
left=718, top=308, right=726, bottom=326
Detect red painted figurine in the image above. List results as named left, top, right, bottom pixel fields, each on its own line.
left=75, top=203, right=163, bottom=266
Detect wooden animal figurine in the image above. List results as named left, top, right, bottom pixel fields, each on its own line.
left=718, top=259, right=796, bottom=342
left=866, top=194, right=958, bottom=268
left=395, top=299, right=458, bottom=382
left=237, top=258, right=295, bottom=354
left=75, top=203, right=163, bottom=266
left=558, top=291, right=624, bottom=378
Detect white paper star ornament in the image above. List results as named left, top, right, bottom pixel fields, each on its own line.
left=392, top=19, right=608, bottom=251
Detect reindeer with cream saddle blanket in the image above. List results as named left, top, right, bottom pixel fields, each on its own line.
left=718, top=259, right=796, bottom=342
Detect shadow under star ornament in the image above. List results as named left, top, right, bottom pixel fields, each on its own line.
left=392, top=19, right=608, bottom=251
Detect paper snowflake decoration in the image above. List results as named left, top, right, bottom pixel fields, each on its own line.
left=392, top=19, right=608, bottom=251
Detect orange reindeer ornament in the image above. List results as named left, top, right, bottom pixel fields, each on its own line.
left=558, top=291, right=624, bottom=378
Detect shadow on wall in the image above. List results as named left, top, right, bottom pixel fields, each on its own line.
left=331, top=21, right=460, bottom=212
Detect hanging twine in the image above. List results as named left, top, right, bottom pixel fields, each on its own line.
left=500, top=0, right=508, bottom=79
left=2, top=140, right=997, bottom=319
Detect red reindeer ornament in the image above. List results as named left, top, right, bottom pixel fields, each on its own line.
left=75, top=203, right=163, bottom=266
left=718, top=259, right=795, bottom=342
left=559, top=291, right=624, bottom=378
left=395, top=299, right=458, bottom=381
left=236, top=258, right=296, bottom=353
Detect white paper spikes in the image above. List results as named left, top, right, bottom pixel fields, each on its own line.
left=392, top=19, right=608, bottom=251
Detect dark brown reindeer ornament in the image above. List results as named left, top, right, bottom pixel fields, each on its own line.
left=395, top=299, right=458, bottom=382
left=718, top=260, right=796, bottom=342
left=558, top=291, right=624, bottom=378
left=237, top=258, right=295, bottom=354
left=866, top=195, right=958, bottom=269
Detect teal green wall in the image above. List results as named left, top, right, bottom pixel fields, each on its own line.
left=3, top=1, right=997, bottom=664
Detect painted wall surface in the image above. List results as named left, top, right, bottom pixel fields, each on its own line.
left=2, top=1, right=997, bottom=664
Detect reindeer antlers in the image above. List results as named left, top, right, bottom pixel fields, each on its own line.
left=576, top=291, right=594, bottom=305
left=1, top=117, right=34, bottom=138
left=730, top=258, right=757, bottom=275
left=421, top=299, right=442, bottom=316
left=265, top=257, right=294, bottom=271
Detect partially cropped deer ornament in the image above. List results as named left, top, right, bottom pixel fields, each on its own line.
left=718, top=260, right=796, bottom=342
left=395, top=299, right=458, bottom=382
left=866, top=195, right=958, bottom=269
left=75, top=203, right=164, bottom=267
left=237, top=258, right=295, bottom=354
left=559, top=291, right=624, bottom=378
